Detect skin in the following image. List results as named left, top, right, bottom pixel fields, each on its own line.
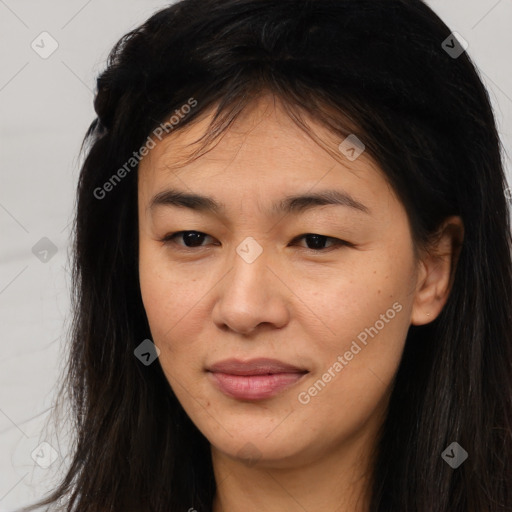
left=137, top=93, right=463, bottom=512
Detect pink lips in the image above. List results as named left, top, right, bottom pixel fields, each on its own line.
left=207, top=358, right=308, bottom=400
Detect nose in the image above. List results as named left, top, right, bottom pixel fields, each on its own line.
left=211, top=241, right=290, bottom=335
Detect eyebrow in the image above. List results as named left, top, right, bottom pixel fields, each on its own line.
left=148, top=188, right=370, bottom=216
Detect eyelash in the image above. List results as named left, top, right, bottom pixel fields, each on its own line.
left=158, top=231, right=352, bottom=253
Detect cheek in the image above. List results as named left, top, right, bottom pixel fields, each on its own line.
left=302, top=248, right=415, bottom=345
left=138, top=245, right=212, bottom=356
left=297, top=246, right=415, bottom=412
left=139, top=246, right=181, bottom=339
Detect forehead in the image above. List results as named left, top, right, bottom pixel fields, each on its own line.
left=137, top=95, right=389, bottom=208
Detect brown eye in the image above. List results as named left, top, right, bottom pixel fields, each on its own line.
left=290, top=234, right=351, bottom=252
left=160, top=231, right=216, bottom=248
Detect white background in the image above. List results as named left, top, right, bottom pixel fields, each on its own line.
left=1, top=0, right=511, bottom=510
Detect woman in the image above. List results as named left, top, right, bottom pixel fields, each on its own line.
left=22, top=0, right=512, bottom=510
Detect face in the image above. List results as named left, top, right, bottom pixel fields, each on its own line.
left=138, top=94, right=420, bottom=468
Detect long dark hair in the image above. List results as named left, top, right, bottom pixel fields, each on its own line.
left=20, top=0, right=512, bottom=510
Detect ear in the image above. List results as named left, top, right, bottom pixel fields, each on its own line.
left=411, top=216, right=464, bottom=326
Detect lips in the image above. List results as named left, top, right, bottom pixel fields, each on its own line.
left=206, top=358, right=308, bottom=400
left=207, top=357, right=307, bottom=376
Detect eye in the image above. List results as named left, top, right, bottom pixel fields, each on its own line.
left=159, top=230, right=217, bottom=249
left=159, top=231, right=351, bottom=252
left=289, top=233, right=352, bottom=252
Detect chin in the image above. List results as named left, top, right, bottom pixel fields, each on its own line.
left=208, top=427, right=309, bottom=467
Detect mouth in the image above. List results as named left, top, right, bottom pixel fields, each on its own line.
left=206, top=358, right=309, bottom=401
